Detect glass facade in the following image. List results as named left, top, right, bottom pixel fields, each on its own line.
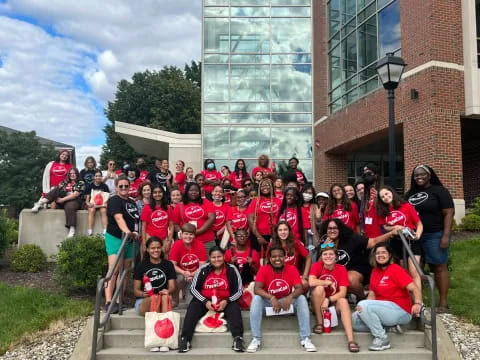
left=328, top=0, right=401, bottom=113
left=202, top=0, right=313, bottom=179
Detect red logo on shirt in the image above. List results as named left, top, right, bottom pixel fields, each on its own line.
left=296, top=171, right=304, bottom=184
left=205, top=173, right=217, bottom=181
left=214, top=209, right=225, bottom=227
left=267, top=279, right=290, bottom=295
left=231, top=213, right=247, bottom=229
left=386, top=211, right=406, bottom=226
left=333, top=209, right=350, bottom=224
left=151, top=209, right=168, bottom=228
left=185, top=205, right=205, bottom=220
left=260, top=201, right=279, bottom=214
left=204, top=277, right=227, bottom=289
left=280, top=211, right=297, bottom=227
left=52, top=164, right=67, bottom=177
left=319, top=274, right=338, bottom=296
left=284, top=253, right=296, bottom=264
left=180, top=253, right=200, bottom=271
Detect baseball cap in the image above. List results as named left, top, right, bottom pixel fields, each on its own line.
left=315, top=191, right=329, bottom=199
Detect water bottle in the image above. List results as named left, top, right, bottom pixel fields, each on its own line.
left=212, top=288, right=219, bottom=311
left=323, top=309, right=332, bottom=333
left=143, top=275, right=154, bottom=297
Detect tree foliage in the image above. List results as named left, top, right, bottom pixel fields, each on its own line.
left=100, top=61, right=201, bottom=167
left=0, top=130, right=56, bottom=216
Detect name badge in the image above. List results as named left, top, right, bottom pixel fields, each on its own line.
left=365, top=217, right=373, bottom=225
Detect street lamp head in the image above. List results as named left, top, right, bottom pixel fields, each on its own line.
left=376, top=52, right=407, bottom=90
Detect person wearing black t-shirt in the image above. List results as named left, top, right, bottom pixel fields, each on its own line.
left=147, top=159, right=173, bottom=198
left=318, top=218, right=398, bottom=302
left=405, top=165, right=454, bottom=313
left=104, top=175, right=140, bottom=314
left=134, top=237, right=176, bottom=315
left=85, top=170, right=110, bottom=236
left=80, top=156, right=98, bottom=186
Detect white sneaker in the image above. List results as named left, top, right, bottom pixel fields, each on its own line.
left=67, top=227, right=76, bottom=238
left=31, top=203, right=42, bottom=213
left=159, top=346, right=169, bottom=352
left=247, top=338, right=261, bottom=353
left=150, top=347, right=160, bottom=352
left=87, top=229, right=93, bottom=236
left=301, top=337, right=317, bottom=352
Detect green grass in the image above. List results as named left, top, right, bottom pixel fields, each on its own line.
left=0, top=284, right=93, bottom=354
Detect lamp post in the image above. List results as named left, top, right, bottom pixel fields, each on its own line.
left=376, top=52, right=406, bottom=189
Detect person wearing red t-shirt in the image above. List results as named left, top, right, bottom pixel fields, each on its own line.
left=179, top=246, right=244, bottom=353
left=135, top=157, right=149, bottom=183
left=273, top=178, right=285, bottom=201
left=359, top=164, right=383, bottom=239
left=225, top=229, right=260, bottom=285
left=251, top=154, right=275, bottom=179
left=173, top=160, right=187, bottom=193
left=210, top=185, right=230, bottom=242
left=229, top=159, right=251, bottom=189
left=126, top=167, right=143, bottom=199
left=226, top=189, right=249, bottom=243
left=323, top=183, right=360, bottom=233
left=169, top=223, right=207, bottom=305
left=247, top=179, right=282, bottom=253
left=352, top=242, right=422, bottom=351
left=201, top=159, right=222, bottom=195
left=309, top=245, right=359, bottom=353
left=277, top=187, right=309, bottom=246
left=377, top=185, right=424, bottom=292
left=171, top=182, right=215, bottom=251
left=247, top=247, right=316, bottom=353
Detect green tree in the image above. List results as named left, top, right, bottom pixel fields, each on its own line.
left=100, top=62, right=201, bottom=167
left=0, top=130, right=56, bottom=216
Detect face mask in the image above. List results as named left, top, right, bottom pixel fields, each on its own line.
left=207, top=163, right=214, bottom=170
left=213, top=195, right=223, bottom=201
left=363, top=174, right=376, bottom=187
left=303, top=193, right=313, bottom=202
left=127, top=176, right=135, bottom=181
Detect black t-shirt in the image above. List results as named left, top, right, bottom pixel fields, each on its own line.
left=85, top=182, right=110, bottom=197
left=336, top=234, right=369, bottom=270
left=407, top=185, right=454, bottom=233
left=107, top=195, right=139, bottom=238
left=134, top=259, right=176, bottom=294
left=80, top=169, right=97, bottom=185
left=147, top=169, right=172, bottom=188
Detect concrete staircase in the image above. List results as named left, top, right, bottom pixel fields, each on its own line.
left=96, top=305, right=432, bottom=359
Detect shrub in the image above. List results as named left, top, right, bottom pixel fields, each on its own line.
left=469, top=197, right=480, bottom=217
left=10, top=244, right=47, bottom=272
left=54, top=235, right=108, bottom=294
left=0, top=210, right=18, bottom=259
left=460, top=214, right=480, bottom=232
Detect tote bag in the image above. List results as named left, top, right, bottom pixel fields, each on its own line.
left=144, top=295, right=180, bottom=349
left=195, top=310, right=227, bottom=333
left=89, top=189, right=109, bottom=207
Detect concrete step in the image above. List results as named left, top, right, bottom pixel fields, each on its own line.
left=96, top=347, right=432, bottom=360
left=103, top=329, right=425, bottom=350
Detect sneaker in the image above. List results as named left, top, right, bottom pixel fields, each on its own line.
left=369, top=337, right=391, bottom=351
left=67, top=226, right=76, bottom=238
left=87, top=229, right=93, bottom=236
left=387, top=324, right=404, bottom=334
left=232, top=336, right=245, bottom=352
left=150, top=347, right=160, bottom=352
left=178, top=337, right=191, bottom=353
left=31, top=202, right=43, bottom=213
left=104, top=302, right=119, bottom=314
left=301, top=337, right=317, bottom=352
left=159, top=346, right=169, bottom=352
left=246, top=338, right=261, bottom=353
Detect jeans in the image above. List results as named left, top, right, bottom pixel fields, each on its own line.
left=134, top=297, right=143, bottom=314
left=250, top=295, right=310, bottom=340
left=352, top=300, right=412, bottom=339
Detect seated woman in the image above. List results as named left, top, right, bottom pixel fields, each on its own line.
left=179, top=246, right=244, bottom=353
left=224, top=228, right=260, bottom=286
left=309, top=244, right=359, bottom=353
left=80, top=156, right=99, bottom=186
left=32, top=167, right=85, bottom=238
left=352, top=242, right=422, bottom=351
left=85, top=170, right=109, bottom=235
left=133, top=236, right=176, bottom=353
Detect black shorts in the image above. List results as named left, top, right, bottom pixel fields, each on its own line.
left=390, top=236, right=422, bottom=260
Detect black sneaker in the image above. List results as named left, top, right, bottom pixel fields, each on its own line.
left=104, top=302, right=119, bottom=314
left=232, top=336, right=245, bottom=352
left=178, top=337, right=191, bottom=353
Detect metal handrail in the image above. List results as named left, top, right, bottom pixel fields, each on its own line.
left=91, top=232, right=137, bottom=360
left=398, top=231, right=437, bottom=360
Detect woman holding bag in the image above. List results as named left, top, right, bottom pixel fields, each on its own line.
left=179, top=246, right=244, bottom=353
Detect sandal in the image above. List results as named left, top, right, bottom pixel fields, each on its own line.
left=312, top=324, right=323, bottom=334
left=348, top=341, right=360, bottom=353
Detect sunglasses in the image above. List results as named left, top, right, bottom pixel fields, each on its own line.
left=320, top=243, right=335, bottom=249
left=118, top=185, right=130, bottom=189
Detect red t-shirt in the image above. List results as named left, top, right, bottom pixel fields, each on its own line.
left=201, top=265, right=230, bottom=300
left=171, top=201, right=215, bottom=243
left=301, top=204, right=312, bottom=230
left=50, top=162, right=73, bottom=188
left=168, top=239, right=207, bottom=272
left=138, top=170, right=149, bottom=182
left=247, top=197, right=282, bottom=236
left=267, top=240, right=309, bottom=269
left=364, top=188, right=383, bottom=238
left=224, top=246, right=260, bottom=273
left=227, top=207, right=249, bottom=232
left=175, top=172, right=186, bottom=193
left=211, top=202, right=230, bottom=232
left=295, top=170, right=306, bottom=185
left=309, top=262, right=349, bottom=297
left=140, top=204, right=172, bottom=240
left=128, top=178, right=143, bottom=198
left=255, top=264, right=301, bottom=299
left=323, top=202, right=359, bottom=232
left=251, top=166, right=274, bottom=178
left=370, top=263, right=413, bottom=313
left=201, top=170, right=222, bottom=193
left=378, top=202, right=420, bottom=230
left=229, top=172, right=249, bottom=189
left=278, top=207, right=310, bottom=242
left=274, top=190, right=284, bottom=201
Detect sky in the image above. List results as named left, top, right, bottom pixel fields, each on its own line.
left=0, top=0, right=201, bottom=166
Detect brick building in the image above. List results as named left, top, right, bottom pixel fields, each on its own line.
left=313, top=0, right=480, bottom=221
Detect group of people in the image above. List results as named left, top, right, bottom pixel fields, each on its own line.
left=31, top=151, right=455, bottom=353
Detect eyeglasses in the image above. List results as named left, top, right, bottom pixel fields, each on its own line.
left=118, top=185, right=130, bottom=189
left=108, top=163, right=115, bottom=166
left=320, top=243, right=335, bottom=249
left=244, top=183, right=252, bottom=186
left=327, top=226, right=339, bottom=230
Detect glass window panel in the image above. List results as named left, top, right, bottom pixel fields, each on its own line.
left=204, top=18, right=229, bottom=53
left=231, top=7, right=270, bottom=17
left=204, top=7, right=229, bottom=17
left=204, top=54, right=229, bottom=63
left=231, top=102, right=270, bottom=112
left=204, top=102, right=229, bottom=112
left=345, top=87, right=359, bottom=104
left=271, top=113, right=312, bottom=123
left=331, top=85, right=342, bottom=100
left=271, top=64, right=312, bottom=101
left=231, top=0, right=269, bottom=4
left=230, top=113, right=270, bottom=123
left=271, top=18, right=312, bottom=53
left=271, top=127, right=312, bottom=159
left=329, top=45, right=341, bottom=89
left=378, top=0, right=392, bottom=9
left=231, top=54, right=270, bottom=63
left=203, top=127, right=230, bottom=158
left=271, top=53, right=312, bottom=63
left=378, top=0, right=401, bottom=56
left=357, top=0, right=374, bottom=11
left=358, top=15, right=377, bottom=68
left=359, top=63, right=377, bottom=81
left=342, top=32, right=357, bottom=80
left=231, top=18, right=270, bottom=53
left=271, top=0, right=311, bottom=5
left=330, top=98, right=343, bottom=113
left=230, top=65, right=270, bottom=101
left=204, top=65, right=229, bottom=101
left=230, top=127, right=270, bottom=158
left=358, top=2, right=375, bottom=23
left=329, top=32, right=340, bottom=50
left=271, top=7, right=311, bottom=17
left=329, top=0, right=341, bottom=37
left=271, top=102, right=312, bottom=112
left=342, top=0, right=356, bottom=22
left=345, top=74, right=358, bottom=91
left=204, top=114, right=229, bottom=124
left=205, top=0, right=228, bottom=5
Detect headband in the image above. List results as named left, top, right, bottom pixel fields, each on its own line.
left=414, top=165, right=431, bottom=175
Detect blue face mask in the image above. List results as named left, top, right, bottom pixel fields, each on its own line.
left=207, top=163, right=215, bottom=170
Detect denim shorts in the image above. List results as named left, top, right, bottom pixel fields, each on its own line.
left=421, top=231, right=449, bottom=265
